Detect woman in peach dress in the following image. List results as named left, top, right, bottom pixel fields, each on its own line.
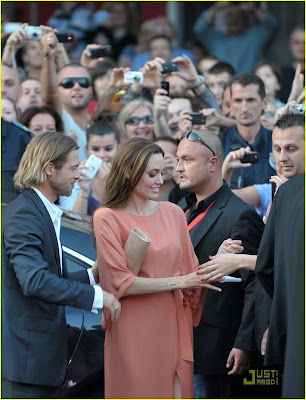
left=93, top=138, right=220, bottom=399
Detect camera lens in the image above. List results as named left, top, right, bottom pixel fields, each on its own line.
left=133, top=76, right=140, bottom=82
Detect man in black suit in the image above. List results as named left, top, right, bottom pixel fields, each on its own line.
left=256, top=175, right=305, bottom=398
left=1, top=131, right=121, bottom=399
left=176, top=129, right=264, bottom=398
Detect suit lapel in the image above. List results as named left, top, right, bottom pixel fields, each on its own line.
left=184, top=184, right=232, bottom=249
left=189, top=206, right=222, bottom=248
left=25, top=189, right=62, bottom=275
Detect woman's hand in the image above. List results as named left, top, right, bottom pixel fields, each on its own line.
left=197, top=253, right=241, bottom=282
left=77, top=160, right=94, bottom=193
left=178, top=272, right=222, bottom=292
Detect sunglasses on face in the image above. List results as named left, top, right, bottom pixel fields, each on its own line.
left=125, top=115, right=154, bottom=126
left=58, top=77, right=91, bottom=89
left=180, top=130, right=216, bottom=157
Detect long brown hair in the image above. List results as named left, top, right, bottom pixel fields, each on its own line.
left=100, top=137, right=164, bottom=209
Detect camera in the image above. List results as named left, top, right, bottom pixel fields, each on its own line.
left=3, top=22, right=22, bottom=34
left=84, top=155, right=103, bottom=179
left=161, top=81, right=170, bottom=96
left=124, top=71, right=144, bottom=84
left=289, top=104, right=305, bottom=115
left=189, top=112, right=206, bottom=125
left=161, top=62, right=178, bottom=74
left=56, top=33, right=74, bottom=43
left=240, top=152, right=260, bottom=164
left=24, top=25, right=43, bottom=40
left=90, top=45, right=112, bottom=58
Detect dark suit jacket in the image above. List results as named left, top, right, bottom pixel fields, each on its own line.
left=256, top=176, right=305, bottom=398
left=2, top=189, right=95, bottom=386
left=178, top=183, right=264, bottom=374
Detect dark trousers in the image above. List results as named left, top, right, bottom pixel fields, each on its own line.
left=1, top=378, right=61, bottom=399
left=194, top=374, right=232, bottom=398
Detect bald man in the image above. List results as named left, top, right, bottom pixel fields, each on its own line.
left=176, top=129, right=264, bottom=398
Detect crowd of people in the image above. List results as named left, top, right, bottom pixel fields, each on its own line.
left=1, top=1, right=305, bottom=399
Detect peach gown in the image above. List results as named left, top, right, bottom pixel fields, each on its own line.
left=93, top=202, right=207, bottom=399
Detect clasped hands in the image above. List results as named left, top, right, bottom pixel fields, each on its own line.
left=196, top=238, right=244, bottom=283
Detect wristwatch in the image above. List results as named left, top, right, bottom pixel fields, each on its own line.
left=190, top=75, right=205, bottom=89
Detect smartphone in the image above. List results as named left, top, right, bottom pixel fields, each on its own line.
left=84, top=155, right=103, bottom=179
left=189, top=112, right=206, bottom=125
left=56, top=33, right=74, bottom=43
left=90, top=45, right=112, bottom=58
left=271, top=181, right=276, bottom=201
left=240, top=152, right=260, bottom=164
left=161, top=81, right=169, bottom=96
left=161, top=62, right=178, bottom=74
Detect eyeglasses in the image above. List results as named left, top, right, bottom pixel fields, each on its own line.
left=180, top=130, right=216, bottom=157
left=58, top=77, right=91, bottom=89
left=125, top=115, right=154, bottom=125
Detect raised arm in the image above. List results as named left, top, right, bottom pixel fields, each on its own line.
left=40, top=27, right=61, bottom=114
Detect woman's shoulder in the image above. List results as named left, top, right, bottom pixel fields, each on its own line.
left=93, top=206, right=118, bottom=221
left=159, top=201, right=186, bottom=217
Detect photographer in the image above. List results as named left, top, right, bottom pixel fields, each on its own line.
left=2, top=23, right=69, bottom=80
left=193, top=2, right=277, bottom=74
left=221, top=112, right=305, bottom=217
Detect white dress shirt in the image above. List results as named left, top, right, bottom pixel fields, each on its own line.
left=33, top=187, right=103, bottom=311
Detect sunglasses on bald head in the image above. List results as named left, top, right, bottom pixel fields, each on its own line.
left=180, top=130, right=216, bottom=157
left=58, top=77, right=91, bottom=89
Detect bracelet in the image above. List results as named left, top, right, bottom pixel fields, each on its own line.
left=167, top=277, right=178, bottom=291
left=190, top=75, right=205, bottom=89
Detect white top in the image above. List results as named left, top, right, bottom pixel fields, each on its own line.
left=61, top=109, right=88, bottom=162
left=33, top=187, right=63, bottom=271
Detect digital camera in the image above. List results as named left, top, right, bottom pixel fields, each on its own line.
left=161, top=62, right=178, bottom=74
left=90, top=45, right=112, bottom=58
left=124, top=71, right=144, bottom=84
left=24, top=25, right=43, bottom=40
left=289, top=104, right=305, bottom=115
left=189, top=112, right=206, bottom=125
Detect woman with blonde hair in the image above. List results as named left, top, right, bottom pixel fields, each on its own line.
left=117, top=98, right=155, bottom=142
left=93, top=137, right=221, bottom=399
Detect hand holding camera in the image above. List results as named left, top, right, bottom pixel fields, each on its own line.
left=81, top=44, right=108, bottom=71
left=170, top=54, right=201, bottom=87
left=178, top=110, right=193, bottom=134
left=40, top=26, right=59, bottom=58
left=4, top=23, right=28, bottom=51
left=153, top=88, right=171, bottom=117
left=222, top=146, right=258, bottom=184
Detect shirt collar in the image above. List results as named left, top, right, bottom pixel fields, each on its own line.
left=186, top=182, right=226, bottom=212
left=32, top=187, right=63, bottom=224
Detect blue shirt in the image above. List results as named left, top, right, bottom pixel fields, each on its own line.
left=219, top=125, right=276, bottom=189
left=254, top=183, right=272, bottom=217
left=193, top=10, right=277, bottom=74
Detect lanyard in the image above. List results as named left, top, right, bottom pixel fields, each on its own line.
left=185, top=201, right=215, bottom=232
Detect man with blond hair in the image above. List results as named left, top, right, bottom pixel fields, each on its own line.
left=2, top=131, right=120, bottom=398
